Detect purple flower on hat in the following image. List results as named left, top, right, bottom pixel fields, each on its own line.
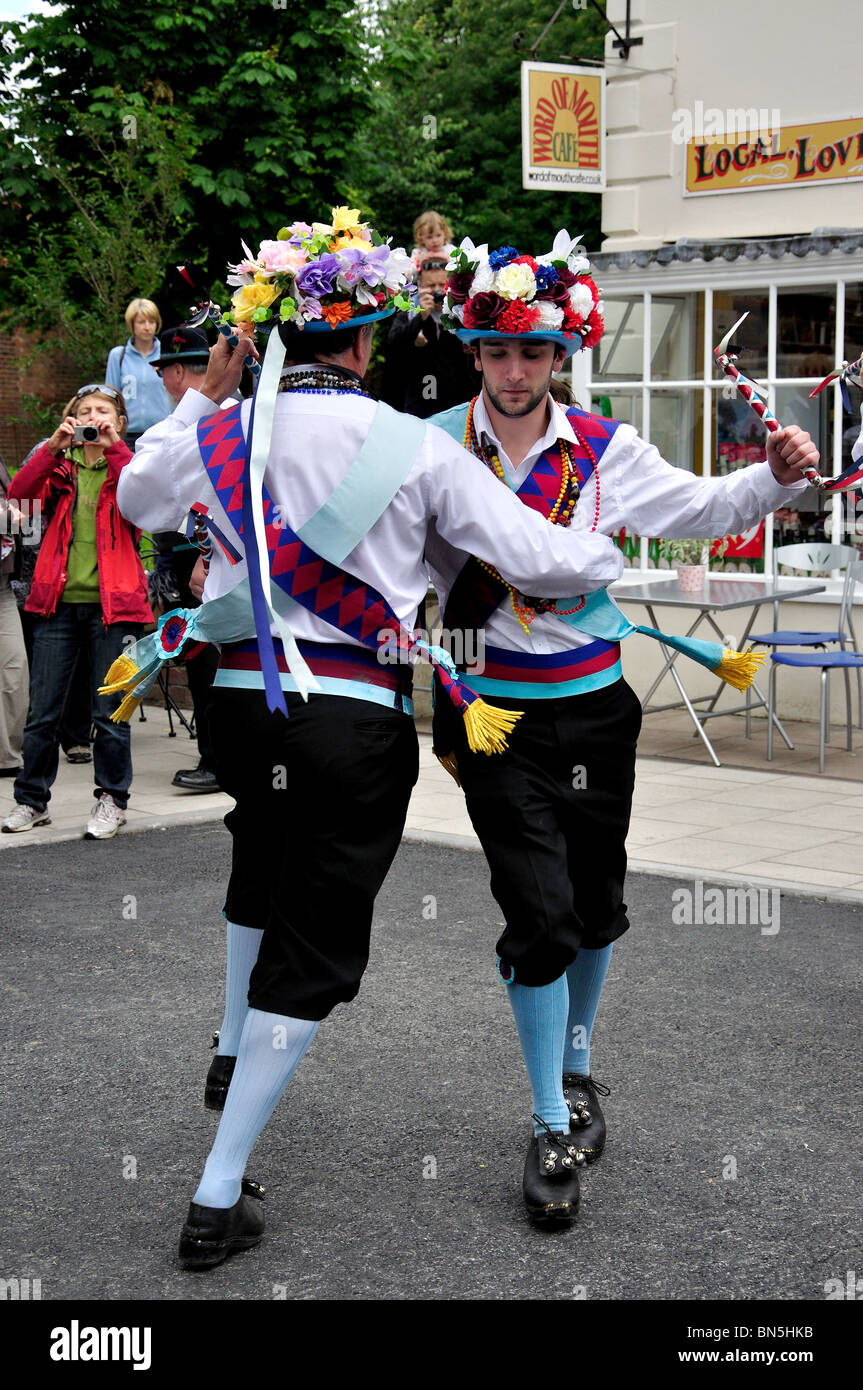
left=338, top=244, right=390, bottom=288
left=294, top=254, right=341, bottom=298
left=488, top=246, right=519, bottom=270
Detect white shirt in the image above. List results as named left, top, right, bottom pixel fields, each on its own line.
left=424, top=394, right=809, bottom=656
left=117, top=387, right=624, bottom=648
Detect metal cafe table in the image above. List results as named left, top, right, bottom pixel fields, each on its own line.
left=611, top=575, right=826, bottom=766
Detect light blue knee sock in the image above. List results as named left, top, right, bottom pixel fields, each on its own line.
left=217, top=921, right=264, bottom=1056
left=193, top=1007, right=319, bottom=1209
left=505, top=974, right=571, bottom=1136
left=564, top=944, right=613, bottom=1075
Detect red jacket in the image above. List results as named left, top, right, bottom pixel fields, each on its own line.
left=9, top=440, right=154, bottom=625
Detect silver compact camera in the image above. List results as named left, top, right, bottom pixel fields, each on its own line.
left=71, top=424, right=100, bottom=443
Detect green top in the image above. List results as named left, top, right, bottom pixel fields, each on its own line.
left=61, top=447, right=108, bottom=604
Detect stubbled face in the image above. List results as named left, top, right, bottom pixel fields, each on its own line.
left=160, top=363, right=185, bottom=402
left=476, top=340, right=565, bottom=418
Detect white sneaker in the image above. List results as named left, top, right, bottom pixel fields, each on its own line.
left=84, top=793, right=127, bottom=840
left=1, top=803, right=51, bottom=833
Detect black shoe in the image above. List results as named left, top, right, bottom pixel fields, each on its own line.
left=172, top=767, right=221, bottom=793
left=0, top=766, right=21, bottom=778
left=523, top=1116, right=584, bottom=1227
left=178, top=1179, right=265, bottom=1270
left=205, top=1031, right=236, bottom=1111
left=563, top=1073, right=610, bottom=1164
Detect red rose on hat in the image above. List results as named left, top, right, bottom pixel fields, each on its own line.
left=462, top=292, right=507, bottom=329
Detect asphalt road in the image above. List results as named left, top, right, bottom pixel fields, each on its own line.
left=1, top=823, right=860, bottom=1306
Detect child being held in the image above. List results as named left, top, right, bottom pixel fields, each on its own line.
left=411, top=210, right=455, bottom=274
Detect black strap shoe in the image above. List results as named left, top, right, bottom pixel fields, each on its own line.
left=178, top=1179, right=266, bottom=1270
left=204, top=1055, right=236, bottom=1110
left=523, top=1115, right=584, bottom=1227
left=205, top=1031, right=236, bottom=1111
left=563, top=1073, right=610, bottom=1163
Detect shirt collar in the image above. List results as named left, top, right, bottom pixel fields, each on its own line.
left=472, top=391, right=577, bottom=475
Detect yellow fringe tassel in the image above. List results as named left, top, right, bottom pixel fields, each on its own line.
left=110, top=692, right=143, bottom=724
left=462, top=698, right=523, bottom=755
left=434, top=751, right=462, bottom=787
left=98, top=654, right=141, bottom=696
left=714, top=646, right=766, bottom=692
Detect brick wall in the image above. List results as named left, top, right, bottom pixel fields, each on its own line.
left=0, top=327, right=83, bottom=468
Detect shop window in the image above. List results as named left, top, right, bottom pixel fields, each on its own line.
left=713, top=290, right=769, bottom=377
left=651, top=296, right=697, bottom=381
left=594, top=298, right=644, bottom=379
left=777, top=285, right=835, bottom=379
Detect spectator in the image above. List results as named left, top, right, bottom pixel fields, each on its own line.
left=10, top=441, right=94, bottom=765
left=150, top=325, right=222, bottom=793
left=2, top=384, right=153, bottom=838
left=0, top=455, right=28, bottom=775
left=410, top=210, right=455, bottom=274
left=105, top=298, right=173, bottom=447
left=380, top=257, right=480, bottom=418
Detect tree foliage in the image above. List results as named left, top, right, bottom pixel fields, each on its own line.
left=5, top=100, right=194, bottom=381
left=350, top=0, right=608, bottom=253
left=0, top=0, right=373, bottom=321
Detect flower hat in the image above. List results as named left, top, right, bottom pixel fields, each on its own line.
left=442, top=230, right=604, bottom=357
left=225, top=206, right=416, bottom=335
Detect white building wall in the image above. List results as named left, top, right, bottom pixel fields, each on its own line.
left=602, top=0, right=863, bottom=249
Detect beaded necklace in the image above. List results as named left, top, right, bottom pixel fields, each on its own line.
left=278, top=365, right=371, bottom=398
left=462, top=395, right=601, bottom=632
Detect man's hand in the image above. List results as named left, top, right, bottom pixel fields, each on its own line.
left=200, top=331, right=259, bottom=406
left=766, top=426, right=819, bottom=485
left=418, top=286, right=437, bottom=319
left=189, top=555, right=207, bottom=602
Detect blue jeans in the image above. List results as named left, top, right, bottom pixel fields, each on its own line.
left=15, top=605, right=142, bottom=811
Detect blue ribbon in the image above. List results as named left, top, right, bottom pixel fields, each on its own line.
left=241, top=381, right=285, bottom=715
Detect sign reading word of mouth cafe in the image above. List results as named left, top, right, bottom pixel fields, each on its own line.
left=685, top=115, right=863, bottom=196
left=521, top=62, right=605, bottom=193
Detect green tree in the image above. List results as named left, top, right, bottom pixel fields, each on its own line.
left=0, top=0, right=373, bottom=312
left=351, top=0, right=608, bottom=252
left=6, top=98, right=195, bottom=383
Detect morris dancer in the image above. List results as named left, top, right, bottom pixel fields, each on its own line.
left=112, top=210, right=625, bottom=1267
left=427, top=231, right=819, bottom=1226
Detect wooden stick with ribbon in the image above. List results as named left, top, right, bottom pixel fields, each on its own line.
left=714, top=311, right=825, bottom=489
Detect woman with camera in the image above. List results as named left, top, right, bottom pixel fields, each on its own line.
left=2, top=385, right=153, bottom=839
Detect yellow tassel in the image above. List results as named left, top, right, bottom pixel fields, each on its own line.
left=434, top=751, right=462, bottom=787
left=714, top=646, right=766, bottom=692
left=110, top=692, right=143, bottom=724
left=98, top=654, right=140, bottom=696
left=462, top=698, right=523, bottom=755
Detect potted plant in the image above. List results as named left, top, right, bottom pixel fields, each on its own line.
left=659, top=537, right=728, bottom=591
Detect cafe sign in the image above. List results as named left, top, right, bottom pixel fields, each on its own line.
left=685, top=116, right=863, bottom=196
left=521, top=62, right=605, bottom=193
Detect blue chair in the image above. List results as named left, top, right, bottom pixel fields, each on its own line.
left=751, top=542, right=863, bottom=728
left=767, top=560, right=863, bottom=773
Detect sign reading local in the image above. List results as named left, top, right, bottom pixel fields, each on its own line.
left=685, top=116, right=863, bottom=196
left=521, top=62, right=605, bottom=193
